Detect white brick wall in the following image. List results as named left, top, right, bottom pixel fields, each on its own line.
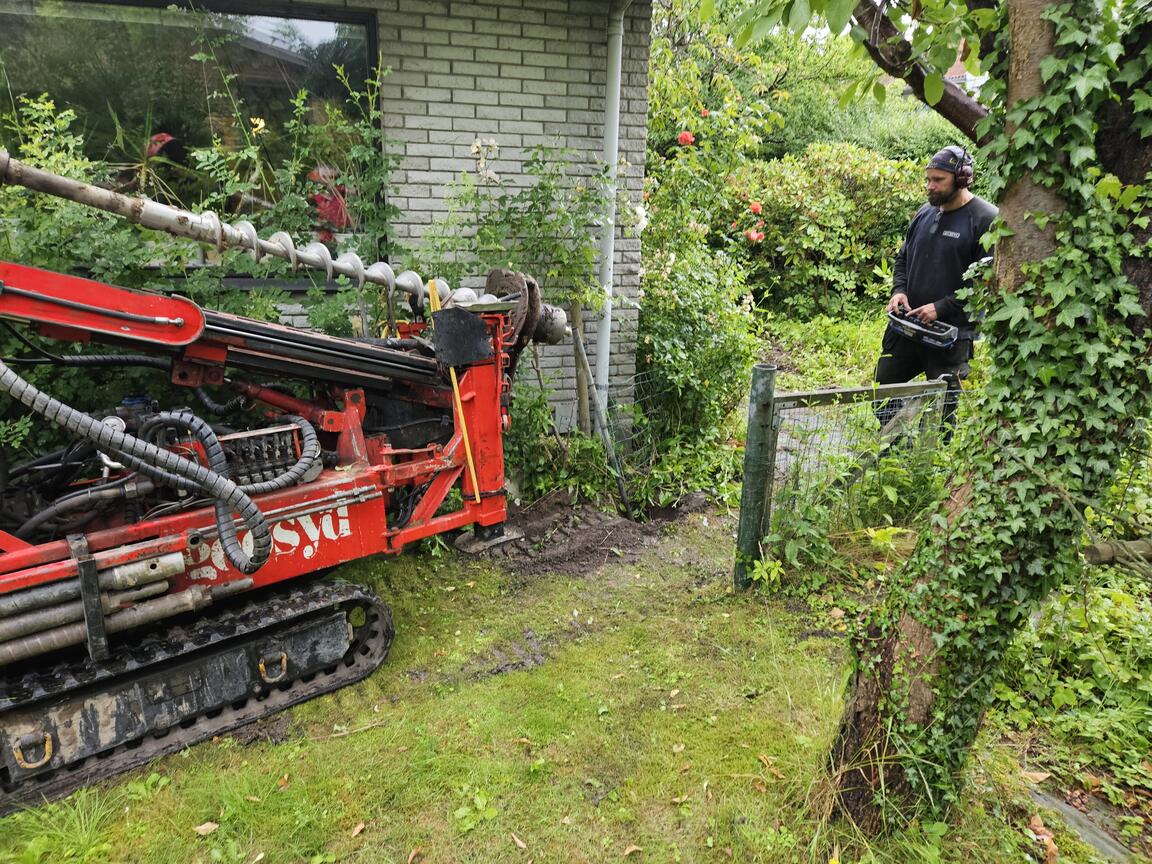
left=339, top=0, right=651, bottom=429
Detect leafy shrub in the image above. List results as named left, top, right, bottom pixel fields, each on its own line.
left=628, top=427, right=746, bottom=508
left=995, top=576, right=1152, bottom=789
left=414, top=141, right=617, bottom=308
left=725, top=142, right=923, bottom=317
left=644, top=24, right=781, bottom=257
left=831, top=96, right=965, bottom=167
left=503, top=377, right=616, bottom=503
left=636, top=240, right=761, bottom=441
left=750, top=30, right=960, bottom=165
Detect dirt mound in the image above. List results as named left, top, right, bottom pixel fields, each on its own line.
left=484, top=492, right=669, bottom=577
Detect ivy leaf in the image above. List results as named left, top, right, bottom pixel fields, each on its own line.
left=1118, top=185, right=1144, bottom=208
left=923, top=72, right=945, bottom=106
left=1069, top=145, right=1094, bottom=167
left=1082, top=342, right=1107, bottom=367
left=1072, top=64, right=1110, bottom=99
left=1095, top=174, right=1122, bottom=200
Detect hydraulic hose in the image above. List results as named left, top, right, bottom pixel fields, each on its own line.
left=0, top=360, right=271, bottom=574
left=1, top=354, right=171, bottom=370
left=138, top=412, right=320, bottom=496
left=14, top=475, right=150, bottom=540
left=194, top=387, right=245, bottom=414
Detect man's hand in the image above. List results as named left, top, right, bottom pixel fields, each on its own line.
left=887, top=293, right=910, bottom=313
left=909, top=303, right=938, bottom=323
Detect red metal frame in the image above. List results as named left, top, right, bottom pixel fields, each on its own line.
left=0, top=264, right=516, bottom=605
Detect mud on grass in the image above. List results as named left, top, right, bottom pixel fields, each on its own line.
left=0, top=508, right=1117, bottom=864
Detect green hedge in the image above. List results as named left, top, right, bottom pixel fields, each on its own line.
left=725, top=142, right=924, bottom=317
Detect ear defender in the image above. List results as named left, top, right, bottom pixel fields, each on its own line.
left=948, top=145, right=974, bottom=188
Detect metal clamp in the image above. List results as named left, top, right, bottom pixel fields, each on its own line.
left=258, top=652, right=289, bottom=684
left=12, top=732, right=53, bottom=770
left=68, top=533, right=109, bottom=662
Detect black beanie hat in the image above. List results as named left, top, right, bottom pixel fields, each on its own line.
left=927, top=146, right=971, bottom=175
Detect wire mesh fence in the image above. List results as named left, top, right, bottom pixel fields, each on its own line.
left=734, top=365, right=978, bottom=587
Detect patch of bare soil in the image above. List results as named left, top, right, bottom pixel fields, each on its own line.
left=762, top=344, right=800, bottom=377
left=482, top=491, right=657, bottom=577
left=464, top=627, right=550, bottom=679
left=229, top=713, right=293, bottom=746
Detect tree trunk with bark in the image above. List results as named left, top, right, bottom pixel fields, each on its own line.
left=829, top=1, right=1152, bottom=830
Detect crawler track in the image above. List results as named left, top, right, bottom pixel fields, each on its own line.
left=0, top=580, right=392, bottom=814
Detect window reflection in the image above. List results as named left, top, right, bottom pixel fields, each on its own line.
left=0, top=1, right=371, bottom=217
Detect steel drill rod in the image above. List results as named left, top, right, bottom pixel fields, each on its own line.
left=0, top=552, right=185, bottom=618
left=0, top=581, right=170, bottom=643
left=0, top=579, right=253, bottom=667
left=0, top=151, right=425, bottom=300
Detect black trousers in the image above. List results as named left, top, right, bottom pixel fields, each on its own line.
left=874, top=326, right=971, bottom=432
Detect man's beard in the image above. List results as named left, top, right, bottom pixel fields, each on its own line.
left=927, top=185, right=958, bottom=207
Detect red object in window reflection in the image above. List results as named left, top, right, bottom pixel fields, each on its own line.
left=146, top=132, right=174, bottom=158
left=308, top=166, right=352, bottom=243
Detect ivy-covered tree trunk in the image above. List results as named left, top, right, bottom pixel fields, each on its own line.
left=829, top=0, right=1152, bottom=830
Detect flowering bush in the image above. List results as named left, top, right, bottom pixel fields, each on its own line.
left=724, top=142, right=923, bottom=317
left=644, top=23, right=782, bottom=256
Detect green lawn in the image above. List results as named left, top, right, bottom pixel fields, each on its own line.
left=0, top=511, right=1115, bottom=864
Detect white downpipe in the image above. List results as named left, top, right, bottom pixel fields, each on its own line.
left=593, top=0, right=634, bottom=416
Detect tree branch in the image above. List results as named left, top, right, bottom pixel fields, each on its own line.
left=852, top=0, right=991, bottom=144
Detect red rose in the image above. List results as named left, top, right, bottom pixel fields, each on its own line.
left=745, top=229, right=764, bottom=243
left=750, top=201, right=762, bottom=215
left=677, top=130, right=695, bottom=146
left=701, top=108, right=710, bottom=117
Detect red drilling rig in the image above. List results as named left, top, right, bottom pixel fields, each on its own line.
left=0, top=152, right=567, bottom=812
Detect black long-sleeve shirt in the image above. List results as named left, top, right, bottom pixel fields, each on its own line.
left=892, top=195, right=998, bottom=329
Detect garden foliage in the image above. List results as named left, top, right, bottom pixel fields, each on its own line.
left=726, top=142, right=923, bottom=316
left=0, top=62, right=400, bottom=450
left=996, top=575, right=1152, bottom=792
left=413, top=140, right=617, bottom=308
left=745, top=30, right=961, bottom=163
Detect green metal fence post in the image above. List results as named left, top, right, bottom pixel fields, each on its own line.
left=734, top=364, right=777, bottom=590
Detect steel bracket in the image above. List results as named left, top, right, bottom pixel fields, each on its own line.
left=68, top=533, right=109, bottom=662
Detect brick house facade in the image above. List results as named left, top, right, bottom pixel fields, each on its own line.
left=366, top=0, right=652, bottom=427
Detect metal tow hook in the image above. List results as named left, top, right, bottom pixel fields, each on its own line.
left=12, top=732, right=53, bottom=770
left=258, top=652, right=289, bottom=684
